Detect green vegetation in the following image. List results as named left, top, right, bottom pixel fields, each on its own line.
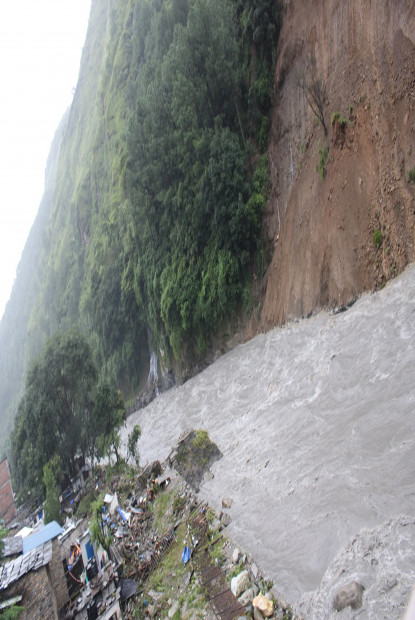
left=408, top=167, right=415, bottom=183
left=0, top=0, right=283, bottom=458
left=76, top=489, right=98, bottom=518
left=141, top=521, right=209, bottom=618
left=127, top=424, right=142, bottom=466
left=316, top=143, right=329, bottom=179
left=43, top=456, right=63, bottom=525
left=124, top=0, right=279, bottom=363
left=90, top=499, right=113, bottom=554
left=373, top=229, right=383, bottom=249
left=172, top=493, right=187, bottom=516
left=176, top=430, right=218, bottom=470
left=10, top=329, right=124, bottom=503
left=153, top=489, right=174, bottom=534
left=331, top=111, right=347, bottom=128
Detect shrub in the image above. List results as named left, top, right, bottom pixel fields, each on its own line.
left=76, top=490, right=97, bottom=517
left=316, top=144, right=329, bottom=179
left=331, top=111, right=347, bottom=128
left=408, top=167, right=415, bottom=183
left=373, top=229, right=383, bottom=249
left=258, top=115, right=270, bottom=153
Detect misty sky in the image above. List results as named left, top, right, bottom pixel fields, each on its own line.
left=0, top=0, right=91, bottom=319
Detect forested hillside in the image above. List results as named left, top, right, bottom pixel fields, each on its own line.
left=0, top=112, right=68, bottom=445
left=0, top=0, right=281, bottom=455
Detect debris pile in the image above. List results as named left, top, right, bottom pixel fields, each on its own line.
left=4, top=430, right=298, bottom=619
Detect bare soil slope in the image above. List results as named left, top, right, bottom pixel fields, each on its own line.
left=259, top=0, right=415, bottom=329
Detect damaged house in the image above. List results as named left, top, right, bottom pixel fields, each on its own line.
left=0, top=522, right=68, bottom=620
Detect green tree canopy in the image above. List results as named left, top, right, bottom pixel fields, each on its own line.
left=43, top=455, right=63, bottom=525
left=12, top=328, right=123, bottom=496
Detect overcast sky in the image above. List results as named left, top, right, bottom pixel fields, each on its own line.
left=0, top=0, right=91, bottom=319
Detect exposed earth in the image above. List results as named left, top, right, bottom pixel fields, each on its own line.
left=255, top=0, right=415, bottom=333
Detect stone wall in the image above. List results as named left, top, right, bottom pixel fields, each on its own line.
left=0, top=457, right=16, bottom=524
left=6, top=566, right=58, bottom=620
left=50, top=539, right=69, bottom=611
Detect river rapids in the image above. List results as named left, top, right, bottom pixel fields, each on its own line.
left=120, top=264, right=415, bottom=618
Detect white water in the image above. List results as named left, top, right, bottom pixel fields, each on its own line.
left=148, top=350, right=159, bottom=394
left=121, top=264, right=415, bottom=614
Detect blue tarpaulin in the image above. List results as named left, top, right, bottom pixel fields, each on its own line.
left=22, top=521, right=63, bottom=554
left=117, top=507, right=128, bottom=523
left=182, top=546, right=191, bottom=564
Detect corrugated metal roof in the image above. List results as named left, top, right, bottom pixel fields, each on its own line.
left=22, top=521, right=63, bottom=554
left=0, top=541, right=52, bottom=590
left=1, top=536, right=23, bottom=557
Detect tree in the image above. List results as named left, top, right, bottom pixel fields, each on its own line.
left=127, top=424, right=141, bottom=466
left=43, top=456, right=62, bottom=525
left=297, top=60, right=328, bottom=137
left=89, top=500, right=113, bottom=554
left=93, top=383, right=125, bottom=464
left=125, top=0, right=268, bottom=362
left=11, top=328, right=98, bottom=501
left=0, top=523, right=6, bottom=560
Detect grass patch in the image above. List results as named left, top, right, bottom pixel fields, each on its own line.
left=316, top=143, right=329, bottom=180
left=229, top=564, right=244, bottom=579
left=331, top=111, right=347, bottom=128
left=174, top=430, right=222, bottom=490
left=153, top=489, right=174, bottom=534
left=140, top=522, right=209, bottom=618
left=172, top=494, right=187, bottom=516
left=373, top=229, right=383, bottom=249
left=75, top=489, right=97, bottom=517
left=408, top=167, right=415, bottom=183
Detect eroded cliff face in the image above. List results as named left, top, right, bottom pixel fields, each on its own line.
left=260, top=0, right=415, bottom=329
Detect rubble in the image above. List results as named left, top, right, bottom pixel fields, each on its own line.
left=4, top=431, right=298, bottom=619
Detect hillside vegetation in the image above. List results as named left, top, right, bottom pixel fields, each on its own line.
left=0, top=0, right=281, bottom=454
left=3, top=0, right=414, bottom=469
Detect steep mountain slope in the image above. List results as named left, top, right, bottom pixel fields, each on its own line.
left=0, top=0, right=278, bottom=451
left=1, top=0, right=414, bottom=456
left=260, top=0, right=415, bottom=328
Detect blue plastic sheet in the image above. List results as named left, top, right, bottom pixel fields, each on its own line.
left=182, top=545, right=191, bottom=564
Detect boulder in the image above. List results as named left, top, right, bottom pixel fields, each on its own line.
left=253, top=593, right=274, bottom=618
left=238, top=587, right=256, bottom=606
left=253, top=607, right=264, bottom=620
left=232, top=547, right=240, bottom=563
left=333, top=581, right=364, bottom=611
left=222, top=497, right=233, bottom=508
left=168, top=601, right=179, bottom=618
left=245, top=604, right=253, bottom=618
left=231, top=570, right=250, bottom=598
left=220, top=512, right=232, bottom=526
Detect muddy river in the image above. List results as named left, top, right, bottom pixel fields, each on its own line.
left=120, top=264, right=415, bottom=616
